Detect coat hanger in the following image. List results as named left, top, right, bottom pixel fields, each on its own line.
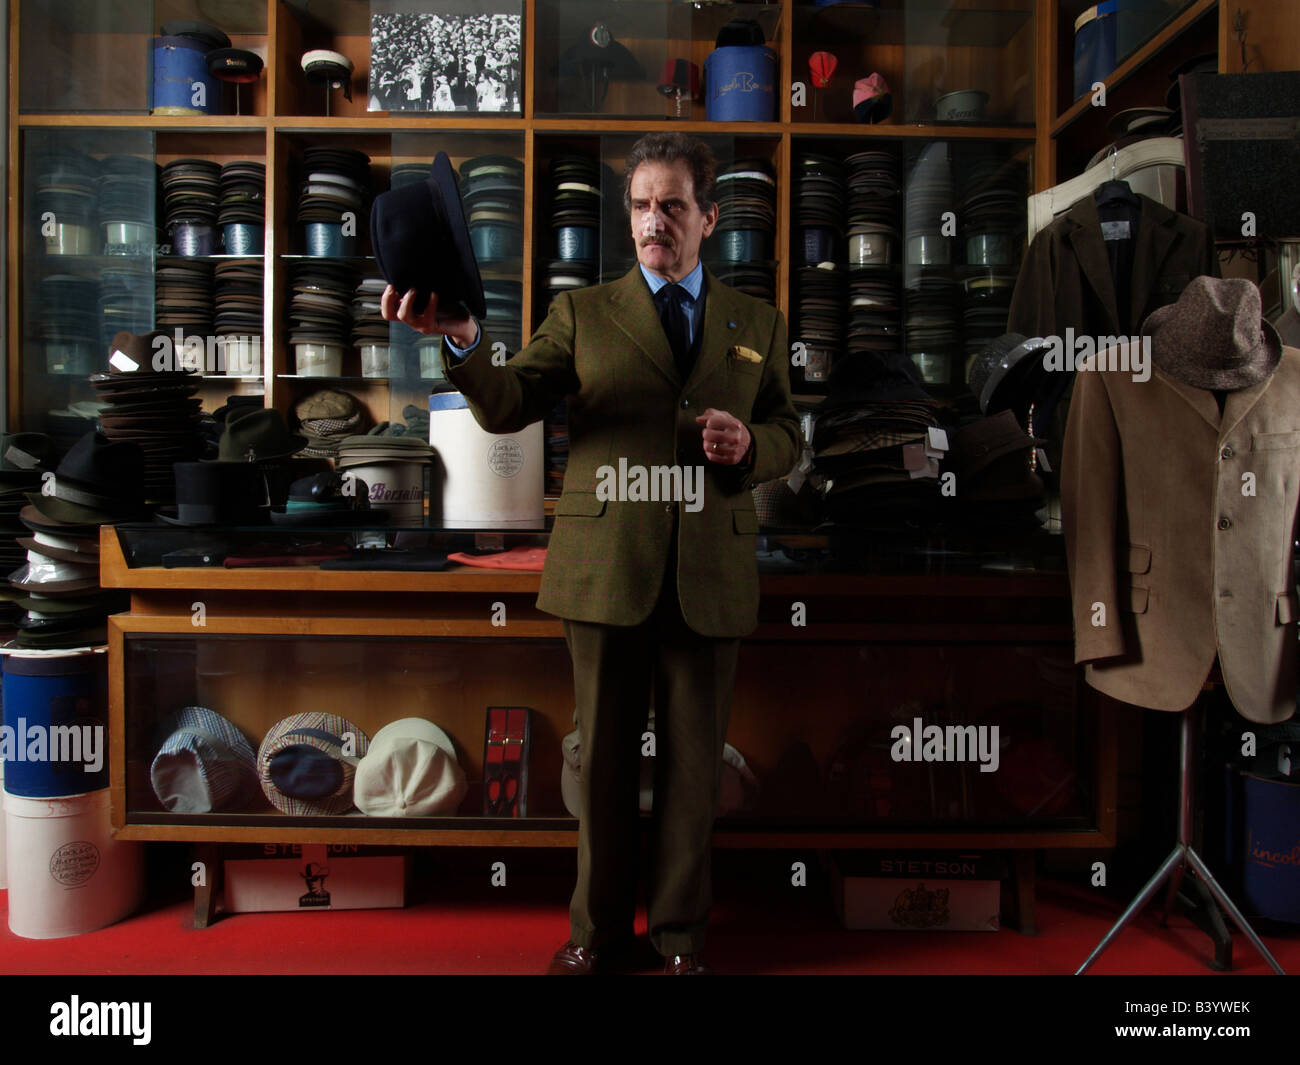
left=1094, top=144, right=1140, bottom=208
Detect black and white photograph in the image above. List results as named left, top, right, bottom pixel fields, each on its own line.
left=368, top=4, right=522, bottom=114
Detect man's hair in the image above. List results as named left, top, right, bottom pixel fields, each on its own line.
left=622, top=133, right=717, bottom=215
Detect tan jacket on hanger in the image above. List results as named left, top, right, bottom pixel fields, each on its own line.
left=1008, top=195, right=1218, bottom=339
left=1062, top=343, right=1300, bottom=724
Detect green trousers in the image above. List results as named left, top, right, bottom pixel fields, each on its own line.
left=562, top=554, right=740, bottom=958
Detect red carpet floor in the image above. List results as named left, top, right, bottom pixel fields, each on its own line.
left=2, top=865, right=1296, bottom=976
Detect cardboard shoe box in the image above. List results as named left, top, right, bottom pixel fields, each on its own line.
left=223, top=843, right=408, bottom=914
left=831, top=851, right=1004, bottom=931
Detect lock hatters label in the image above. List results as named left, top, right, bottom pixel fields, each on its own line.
left=50, top=840, right=101, bottom=887
left=487, top=438, right=524, bottom=478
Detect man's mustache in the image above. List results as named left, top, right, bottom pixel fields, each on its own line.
left=640, top=234, right=674, bottom=246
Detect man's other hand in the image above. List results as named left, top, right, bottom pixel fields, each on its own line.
left=697, top=408, right=752, bottom=466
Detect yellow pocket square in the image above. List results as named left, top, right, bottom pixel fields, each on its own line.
left=730, top=345, right=763, bottom=364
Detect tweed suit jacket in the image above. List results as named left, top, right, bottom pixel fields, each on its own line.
left=1062, top=343, right=1300, bottom=724
left=444, top=265, right=801, bottom=637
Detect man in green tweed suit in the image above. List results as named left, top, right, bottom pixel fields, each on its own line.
left=383, top=133, right=799, bottom=973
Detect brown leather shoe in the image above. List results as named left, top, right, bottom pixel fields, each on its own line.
left=663, top=953, right=712, bottom=975
left=547, top=940, right=600, bottom=975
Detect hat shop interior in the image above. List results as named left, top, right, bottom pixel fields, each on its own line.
left=2, top=0, right=1300, bottom=990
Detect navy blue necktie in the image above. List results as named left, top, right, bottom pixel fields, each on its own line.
left=654, top=283, right=693, bottom=378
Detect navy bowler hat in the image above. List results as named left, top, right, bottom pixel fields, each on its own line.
left=370, top=151, right=486, bottom=320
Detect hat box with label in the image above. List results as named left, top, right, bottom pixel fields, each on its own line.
left=1239, top=772, right=1300, bottom=924
left=830, top=850, right=1004, bottom=931
left=223, top=843, right=407, bottom=913
left=428, top=393, right=543, bottom=527
left=5, top=789, right=144, bottom=939
left=151, top=36, right=219, bottom=116
left=705, top=46, right=777, bottom=122
left=341, top=462, right=425, bottom=526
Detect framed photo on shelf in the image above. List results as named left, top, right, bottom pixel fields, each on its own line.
left=368, top=1, right=523, bottom=114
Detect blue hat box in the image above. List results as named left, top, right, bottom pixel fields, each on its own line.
left=1239, top=771, right=1300, bottom=924
left=2, top=649, right=108, bottom=798
left=150, top=35, right=219, bottom=116
left=705, top=46, right=777, bottom=122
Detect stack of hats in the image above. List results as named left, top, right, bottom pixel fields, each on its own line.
left=845, top=149, right=900, bottom=268
left=845, top=150, right=902, bottom=361
left=906, top=275, right=961, bottom=388
left=813, top=352, right=945, bottom=527
left=161, top=158, right=222, bottom=256
left=218, top=160, right=265, bottom=254
left=297, top=146, right=371, bottom=256
left=483, top=280, right=523, bottom=352
left=99, top=260, right=156, bottom=352
left=287, top=259, right=357, bottom=370
left=794, top=152, right=847, bottom=386
left=351, top=274, right=391, bottom=370
left=98, top=154, right=159, bottom=254
left=0, top=434, right=52, bottom=627
left=355, top=718, right=469, bottom=817
left=904, top=140, right=954, bottom=268
left=11, top=430, right=145, bottom=648
left=547, top=154, right=601, bottom=298
left=461, top=155, right=525, bottom=266
left=956, top=148, right=1027, bottom=373
left=294, top=389, right=371, bottom=460
left=92, top=330, right=205, bottom=502
left=549, top=154, right=601, bottom=252
left=213, top=258, right=264, bottom=376
left=712, top=157, right=778, bottom=305
left=942, top=409, right=1044, bottom=525
left=150, top=706, right=261, bottom=813
left=38, top=274, right=101, bottom=376
left=257, top=712, right=371, bottom=816
left=214, top=407, right=322, bottom=510
left=32, top=146, right=98, bottom=255
left=156, top=259, right=215, bottom=341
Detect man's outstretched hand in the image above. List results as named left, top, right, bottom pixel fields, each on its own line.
left=697, top=408, right=752, bottom=466
left=380, top=285, right=478, bottom=349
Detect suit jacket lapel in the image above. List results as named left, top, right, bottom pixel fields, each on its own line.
left=1130, top=196, right=1179, bottom=331
left=1154, top=367, right=1220, bottom=431
left=1220, top=374, right=1272, bottom=440
left=687, top=268, right=741, bottom=389
left=1064, top=197, right=1121, bottom=335
left=607, top=266, right=679, bottom=388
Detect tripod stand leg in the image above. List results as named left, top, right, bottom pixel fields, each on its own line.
left=1159, top=861, right=1187, bottom=927
left=1185, top=847, right=1286, bottom=975
left=1076, top=845, right=1185, bottom=975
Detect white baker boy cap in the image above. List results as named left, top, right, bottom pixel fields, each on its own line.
left=354, top=717, right=468, bottom=816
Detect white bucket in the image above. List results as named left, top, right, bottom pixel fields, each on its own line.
left=4, top=789, right=145, bottom=939
left=428, top=394, right=544, bottom=527
left=343, top=460, right=426, bottom=526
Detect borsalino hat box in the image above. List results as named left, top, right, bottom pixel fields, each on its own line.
left=428, top=392, right=543, bottom=527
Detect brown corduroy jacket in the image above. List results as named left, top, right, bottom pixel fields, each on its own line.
left=444, top=265, right=801, bottom=637
left=1062, top=342, right=1300, bottom=723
